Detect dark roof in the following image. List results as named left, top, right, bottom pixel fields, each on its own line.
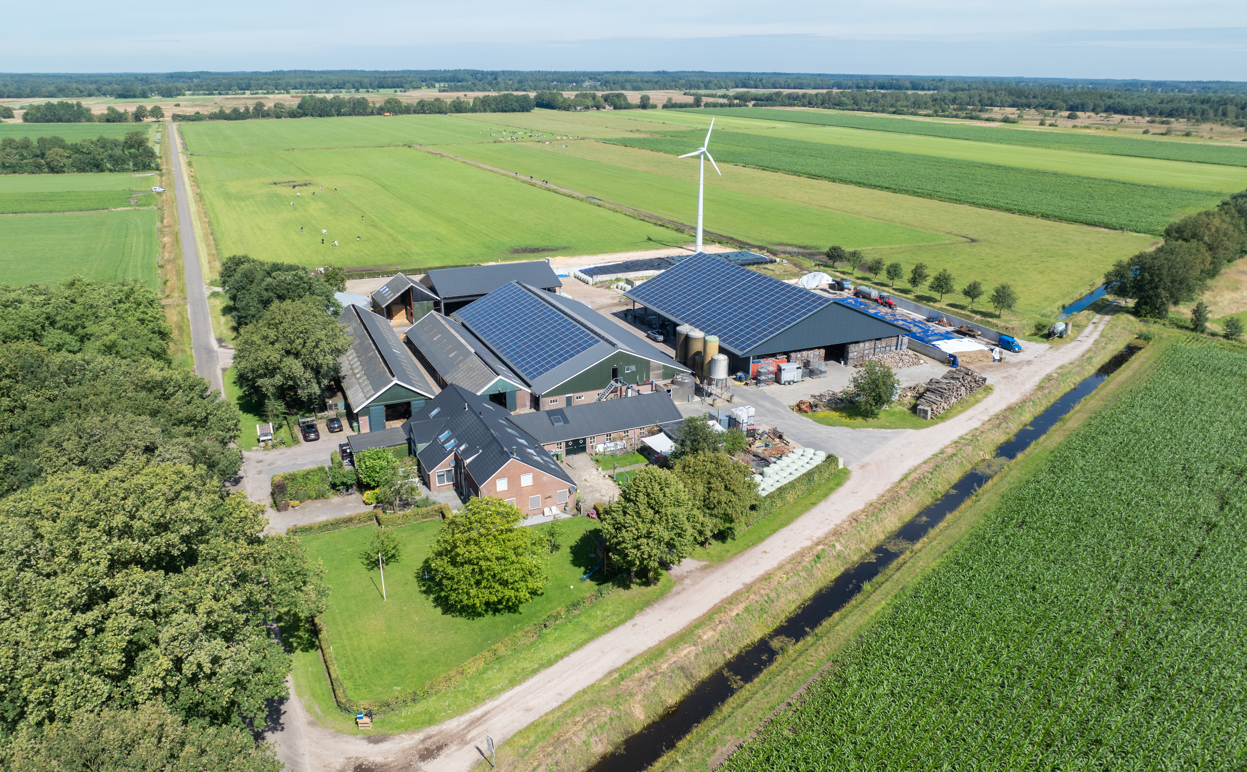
left=404, top=312, right=523, bottom=395
left=404, top=385, right=572, bottom=486
left=370, top=272, right=438, bottom=308
left=624, top=253, right=834, bottom=356
left=347, top=427, right=409, bottom=453
left=509, top=391, right=683, bottom=444
left=453, top=283, right=689, bottom=394
left=338, top=305, right=439, bottom=410
left=426, top=260, right=561, bottom=301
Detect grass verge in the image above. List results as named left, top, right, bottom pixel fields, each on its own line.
left=486, top=313, right=1139, bottom=772
left=809, top=384, right=993, bottom=429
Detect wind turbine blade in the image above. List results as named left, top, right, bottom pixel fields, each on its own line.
left=704, top=117, right=715, bottom=148
left=678, top=149, right=704, bottom=159
left=706, top=151, right=722, bottom=176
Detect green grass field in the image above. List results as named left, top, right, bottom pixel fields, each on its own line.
left=612, top=129, right=1222, bottom=234
left=180, top=114, right=527, bottom=154
left=186, top=143, right=686, bottom=269
left=643, top=111, right=1247, bottom=192
left=0, top=122, right=156, bottom=143
left=723, top=341, right=1247, bottom=770
left=0, top=209, right=159, bottom=287
left=716, top=107, right=1247, bottom=167
left=300, top=517, right=659, bottom=703
left=0, top=172, right=156, bottom=213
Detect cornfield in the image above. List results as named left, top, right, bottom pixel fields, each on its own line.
left=612, top=131, right=1219, bottom=234
left=723, top=342, right=1247, bottom=770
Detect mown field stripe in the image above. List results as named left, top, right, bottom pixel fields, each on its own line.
left=610, top=129, right=1222, bottom=234
left=714, top=107, right=1247, bottom=168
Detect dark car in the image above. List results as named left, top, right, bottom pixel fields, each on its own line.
left=339, top=443, right=353, bottom=466
left=326, top=416, right=343, bottom=433
left=300, top=422, right=320, bottom=442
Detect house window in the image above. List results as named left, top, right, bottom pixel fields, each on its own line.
left=436, top=470, right=451, bottom=486
left=529, top=495, right=541, bottom=511
left=496, top=477, right=509, bottom=492
left=625, top=365, right=636, bottom=373
left=505, top=498, right=516, bottom=507
left=575, top=394, right=585, bottom=401
left=556, top=489, right=568, bottom=504
left=520, top=473, right=534, bottom=487
left=549, top=398, right=560, bottom=405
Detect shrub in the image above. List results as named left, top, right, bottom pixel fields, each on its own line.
left=272, top=466, right=330, bottom=504
left=355, top=447, right=399, bottom=489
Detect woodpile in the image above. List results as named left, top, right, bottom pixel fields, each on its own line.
left=855, top=350, right=926, bottom=369
left=916, top=368, right=987, bottom=419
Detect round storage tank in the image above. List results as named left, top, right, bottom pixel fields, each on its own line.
left=675, top=324, right=692, bottom=361
left=690, top=352, right=704, bottom=380
left=685, top=329, right=705, bottom=367
left=669, top=373, right=696, bottom=402
left=709, top=353, right=729, bottom=380
left=702, top=335, right=720, bottom=376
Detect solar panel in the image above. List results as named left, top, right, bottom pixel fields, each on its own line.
left=627, top=254, right=831, bottom=354
left=456, top=283, right=601, bottom=382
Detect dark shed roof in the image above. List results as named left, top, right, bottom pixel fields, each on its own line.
left=404, top=385, right=572, bottom=486
left=426, top=260, right=561, bottom=302
left=509, top=391, right=683, bottom=445
left=370, top=272, right=438, bottom=309
left=338, top=305, right=439, bottom=410
left=404, top=312, right=523, bottom=395
left=347, top=427, right=409, bottom=453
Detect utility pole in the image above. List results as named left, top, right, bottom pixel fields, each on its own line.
left=379, top=552, right=386, bottom=601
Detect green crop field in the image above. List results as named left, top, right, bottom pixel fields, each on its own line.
left=0, top=172, right=156, bottom=213
left=0, top=209, right=159, bottom=287
left=724, top=342, right=1247, bottom=770
left=0, top=122, right=156, bottom=143
left=716, top=107, right=1247, bottom=167
left=299, top=518, right=664, bottom=703
left=612, top=129, right=1222, bottom=234
left=187, top=142, right=683, bottom=269
left=644, top=111, right=1247, bottom=192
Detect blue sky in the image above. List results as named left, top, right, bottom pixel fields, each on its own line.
left=2, top=1, right=1245, bottom=80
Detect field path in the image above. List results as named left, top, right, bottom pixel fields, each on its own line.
left=287, top=311, right=1117, bottom=772
left=168, top=123, right=223, bottom=395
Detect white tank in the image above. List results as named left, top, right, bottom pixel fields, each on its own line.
left=709, top=353, right=729, bottom=380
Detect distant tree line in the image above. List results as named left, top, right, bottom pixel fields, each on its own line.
left=172, top=93, right=534, bottom=123
left=0, top=131, right=158, bottom=174
left=5, top=70, right=1246, bottom=100
left=534, top=91, right=656, bottom=110
left=21, top=100, right=163, bottom=123
left=1105, top=191, right=1247, bottom=318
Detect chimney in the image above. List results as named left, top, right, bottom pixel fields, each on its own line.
left=464, top=401, right=468, bottom=411
left=511, top=446, right=516, bottom=458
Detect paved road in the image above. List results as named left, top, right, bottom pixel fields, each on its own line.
left=168, top=123, right=222, bottom=395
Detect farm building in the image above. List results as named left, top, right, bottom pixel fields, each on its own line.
left=425, top=260, right=561, bottom=314
left=509, top=390, right=683, bottom=457
left=450, top=282, right=691, bottom=412
left=404, top=311, right=527, bottom=410
left=404, top=385, right=575, bottom=513
left=370, top=272, right=438, bottom=325
left=338, top=305, right=440, bottom=432
left=624, top=253, right=909, bottom=376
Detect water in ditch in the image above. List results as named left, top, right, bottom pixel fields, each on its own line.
left=587, top=345, right=1141, bottom=772
left=1058, top=285, right=1108, bottom=319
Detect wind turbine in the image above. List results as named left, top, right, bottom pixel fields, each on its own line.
left=678, top=118, right=720, bottom=253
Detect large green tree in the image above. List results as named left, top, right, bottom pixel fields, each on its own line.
left=909, top=262, right=930, bottom=292
left=219, top=255, right=339, bottom=328
left=599, top=467, right=706, bottom=583
left=671, top=415, right=724, bottom=460
left=1104, top=241, right=1209, bottom=318
left=233, top=298, right=349, bottom=412
left=961, top=279, right=985, bottom=310
left=929, top=269, right=956, bottom=301
left=0, top=276, right=172, bottom=364
left=0, top=342, right=242, bottom=494
left=8, top=702, right=283, bottom=772
left=0, top=463, right=325, bottom=733
left=850, top=359, right=899, bottom=418
left=672, top=451, right=761, bottom=541
left=989, top=283, right=1020, bottom=317
left=420, top=498, right=548, bottom=616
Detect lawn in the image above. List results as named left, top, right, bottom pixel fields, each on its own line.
left=0, top=209, right=158, bottom=287
left=478, top=139, right=1155, bottom=318
left=186, top=142, right=682, bottom=270
left=810, top=385, right=994, bottom=429
left=612, top=129, right=1222, bottom=234
left=224, top=366, right=294, bottom=448
left=593, top=452, right=648, bottom=470
left=646, top=110, right=1247, bottom=192
left=294, top=517, right=672, bottom=730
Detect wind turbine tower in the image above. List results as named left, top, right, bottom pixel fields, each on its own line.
left=678, top=118, right=721, bottom=253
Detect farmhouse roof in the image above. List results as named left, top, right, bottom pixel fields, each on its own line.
left=508, top=391, right=682, bottom=445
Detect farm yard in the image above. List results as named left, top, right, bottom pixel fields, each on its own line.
left=720, top=341, right=1247, bottom=770
left=0, top=208, right=159, bottom=287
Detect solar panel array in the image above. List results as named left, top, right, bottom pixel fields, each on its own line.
left=456, top=283, right=601, bottom=382
left=627, top=253, right=831, bottom=353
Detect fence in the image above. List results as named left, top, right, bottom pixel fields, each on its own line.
left=885, top=296, right=1005, bottom=344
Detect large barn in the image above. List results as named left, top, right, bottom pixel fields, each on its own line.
left=337, top=305, right=440, bottom=432
left=624, top=252, right=909, bottom=376
left=425, top=260, right=562, bottom=314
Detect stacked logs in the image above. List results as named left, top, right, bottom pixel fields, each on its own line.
left=855, top=350, right=926, bottom=369
left=915, top=368, right=987, bottom=419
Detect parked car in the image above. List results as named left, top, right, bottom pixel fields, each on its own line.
left=339, top=442, right=354, bottom=466
left=326, top=416, right=343, bottom=433
left=997, top=334, right=1023, bottom=353
left=298, top=417, right=320, bottom=442
left=646, top=329, right=664, bottom=342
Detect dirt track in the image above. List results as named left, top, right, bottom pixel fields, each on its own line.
left=295, top=312, right=1116, bottom=772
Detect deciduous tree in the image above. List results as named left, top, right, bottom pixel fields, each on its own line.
left=599, top=467, right=704, bottom=583
left=1191, top=301, right=1210, bottom=332
left=1224, top=316, right=1243, bottom=340
left=929, top=269, right=956, bottom=302
left=989, top=283, right=1019, bottom=317
left=962, top=280, right=984, bottom=310
left=361, top=529, right=403, bottom=570
left=866, top=257, right=886, bottom=279
left=420, top=497, right=548, bottom=616
left=354, top=447, right=399, bottom=489
left=850, top=359, right=899, bottom=418
left=909, top=262, right=930, bottom=292
left=233, top=298, right=349, bottom=412
left=885, top=262, right=903, bottom=287
left=672, top=415, right=722, bottom=459
left=673, top=451, right=760, bottom=540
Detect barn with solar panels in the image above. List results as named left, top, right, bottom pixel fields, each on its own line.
left=624, top=253, right=910, bottom=378
left=449, top=282, right=690, bottom=411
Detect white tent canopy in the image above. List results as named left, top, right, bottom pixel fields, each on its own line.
left=641, top=433, right=676, bottom=456
left=797, top=272, right=834, bottom=289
